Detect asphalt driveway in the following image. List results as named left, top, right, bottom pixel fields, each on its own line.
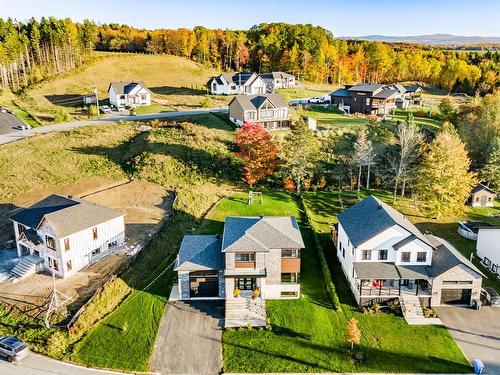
left=151, top=300, right=224, bottom=374
left=435, top=306, right=500, bottom=374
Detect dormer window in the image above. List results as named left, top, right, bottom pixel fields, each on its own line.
left=417, top=252, right=427, bottom=262
left=401, top=252, right=411, bottom=263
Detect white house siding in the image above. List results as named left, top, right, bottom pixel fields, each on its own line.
left=244, top=77, right=267, bottom=95
left=430, top=264, right=482, bottom=306
left=476, top=228, right=500, bottom=273
left=60, top=215, right=125, bottom=278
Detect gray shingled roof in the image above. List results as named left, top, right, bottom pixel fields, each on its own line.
left=222, top=216, right=304, bottom=252
left=396, top=265, right=429, bottom=279
left=348, top=84, right=384, bottom=93
left=330, top=88, right=351, bottom=97
left=426, top=235, right=485, bottom=277
left=10, top=194, right=124, bottom=238
left=260, top=72, right=294, bottom=80
left=337, top=195, right=434, bottom=249
left=354, top=262, right=401, bottom=279
left=109, top=81, right=152, bottom=95
left=230, top=93, right=287, bottom=111
left=20, top=229, right=44, bottom=246
left=403, top=85, right=422, bottom=92
left=393, top=235, right=417, bottom=250
left=175, top=235, right=223, bottom=271
left=373, top=89, right=399, bottom=99
left=471, top=183, right=496, bottom=195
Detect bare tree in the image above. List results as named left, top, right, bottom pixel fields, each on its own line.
left=353, top=128, right=375, bottom=196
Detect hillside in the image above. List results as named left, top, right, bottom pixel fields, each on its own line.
left=339, top=33, right=500, bottom=46
left=1, top=53, right=225, bottom=124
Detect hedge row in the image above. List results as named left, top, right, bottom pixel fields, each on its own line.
left=299, top=196, right=342, bottom=312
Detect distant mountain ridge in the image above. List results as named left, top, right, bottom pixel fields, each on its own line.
left=338, top=33, right=500, bottom=46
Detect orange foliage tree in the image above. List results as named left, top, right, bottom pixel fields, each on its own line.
left=235, top=123, right=277, bottom=187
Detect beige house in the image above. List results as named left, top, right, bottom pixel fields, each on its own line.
left=174, top=216, right=305, bottom=327
left=470, top=183, right=497, bottom=207
left=228, top=93, right=291, bottom=130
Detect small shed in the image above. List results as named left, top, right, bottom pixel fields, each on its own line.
left=302, top=116, right=317, bottom=131
left=470, top=183, right=497, bottom=207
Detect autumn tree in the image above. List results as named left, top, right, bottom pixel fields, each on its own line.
left=235, top=123, right=277, bottom=187
left=281, top=119, right=316, bottom=195
left=353, top=127, right=375, bottom=195
left=416, top=125, right=477, bottom=218
left=346, top=318, right=361, bottom=350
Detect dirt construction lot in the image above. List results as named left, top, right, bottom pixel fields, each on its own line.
left=0, top=177, right=173, bottom=316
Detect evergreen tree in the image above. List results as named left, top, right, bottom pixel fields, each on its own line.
left=480, top=137, right=500, bottom=190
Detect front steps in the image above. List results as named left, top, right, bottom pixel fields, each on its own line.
left=400, top=294, right=443, bottom=325
left=10, top=254, right=43, bottom=283
left=225, top=297, right=266, bottom=328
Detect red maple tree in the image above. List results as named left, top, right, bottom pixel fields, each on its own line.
left=235, top=122, right=277, bottom=186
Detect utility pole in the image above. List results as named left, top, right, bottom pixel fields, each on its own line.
left=93, top=85, right=100, bottom=118
left=44, top=268, right=72, bottom=328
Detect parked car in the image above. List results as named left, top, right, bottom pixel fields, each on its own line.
left=480, top=286, right=500, bottom=306
left=0, top=336, right=30, bottom=362
left=0, top=107, right=13, bottom=114
left=99, top=105, right=111, bottom=114
left=308, top=97, right=322, bottom=104
left=13, top=125, right=31, bottom=131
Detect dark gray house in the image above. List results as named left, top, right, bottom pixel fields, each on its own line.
left=330, top=84, right=399, bottom=117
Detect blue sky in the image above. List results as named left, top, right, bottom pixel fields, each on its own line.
left=1, top=0, right=499, bottom=37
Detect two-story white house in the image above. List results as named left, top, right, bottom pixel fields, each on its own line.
left=334, top=196, right=483, bottom=307
left=10, top=195, right=125, bottom=280
left=108, top=81, right=152, bottom=109
left=173, top=216, right=305, bottom=327
left=207, top=72, right=268, bottom=95
left=476, top=227, right=500, bottom=275
left=260, top=72, right=296, bottom=91
left=228, top=93, right=291, bottom=130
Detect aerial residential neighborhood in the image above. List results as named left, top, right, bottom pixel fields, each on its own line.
left=0, top=1, right=499, bottom=375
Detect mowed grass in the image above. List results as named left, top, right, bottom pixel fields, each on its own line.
left=277, top=82, right=336, bottom=101
left=302, top=107, right=368, bottom=129
left=218, top=191, right=470, bottom=373
left=133, top=101, right=176, bottom=114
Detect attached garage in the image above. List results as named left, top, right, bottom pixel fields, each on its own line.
left=440, top=288, right=472, bottom=305
left=190, top=271, right=219, bottom=298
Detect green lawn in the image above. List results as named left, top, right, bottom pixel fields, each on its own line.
left=302, top=107, right=368, bottom=129
left=386, top=112, right=442, bottom=130
left=134, top=102, right=176, bottom=115
left=0, top=97, right=39, bottom=128
left=218, top=191, right=470, bottom=373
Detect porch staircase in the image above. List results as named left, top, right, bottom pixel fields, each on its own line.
left=10, top=255, right=43, bottom=283
left=400, top=294, right=424, bottom=319
left=225, top=298, right=266, bottom=328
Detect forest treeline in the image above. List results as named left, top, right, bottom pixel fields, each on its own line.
left=1, top=17, right=499, bottom=94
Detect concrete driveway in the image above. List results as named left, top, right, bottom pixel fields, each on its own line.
left=435, top=306, right=500, bottom=374
left=151, top=300, right=224, bottom=375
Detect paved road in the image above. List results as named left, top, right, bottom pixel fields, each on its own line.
left=0, top=113, right=24, bottom=135
left=151, top=301, right=224, bottom=374
left=435, top=306, right=500, bottom=374
left=0, top=353, right=124, bottom=375
left=0, top=108, right=228, bottom=146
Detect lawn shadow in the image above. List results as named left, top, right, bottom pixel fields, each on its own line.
left=44, top=94, right=94, bottom=107
left=150, top=86, right=206, bottom=96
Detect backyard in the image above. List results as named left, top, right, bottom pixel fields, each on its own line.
left=215, top=191, right=470, bottom=373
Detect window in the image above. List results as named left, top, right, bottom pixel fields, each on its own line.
left=442, top=280, right=473, bottom=285
left=64, top=238, right=70, bottom=251
left=108, top=240, right=118, bottom=249
left=235, top=253, right=256, bottom=262
left=378, top=249, right=388, bottom=260
left=140, top=94, right=147, bottom=101
left=66, top=260, right=72, bottom=272
left=488, top=197, right=492, bottom=202
left=45, top=235, right=56, bottom=250
left=352, top=246, right=355, bottom=256
left=361, top=250, right=371, bottom=260
left=366, top=98, right=370, bottom=105
left=475, top=196, right=479, bottom=202
left=281, top=273, right=300, bottom=284
left=417, top=252, right=427, bottom=262
left=246, top=111, right=256, bottom=120
left=48, top=257, right=53, bottom=268
left=17, top=223, right=25, bottom=235
left=52, top=259, right=59, bottom=271
left=342, top=246, right=345, bottom=258
left=491, top=264, right=498, bottom=273
left=401, top=252, right=411, bottom=262
left=91, top=248, right=101, bottom=257
left=260, top=109, right=274, bottom=118
left=281, top=249, right=300, bottom=258
left=92, top=227, right=98, bottom=240
left=280, top=291, right=298, bottom=297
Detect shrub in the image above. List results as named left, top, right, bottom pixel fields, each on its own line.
left=54, top=109, right=71, bottom=123
left=201, top=96, right=212, bottom=108
left=87, top=104, right=98, bottom=117
left=423, top=307, right=437, bottom=318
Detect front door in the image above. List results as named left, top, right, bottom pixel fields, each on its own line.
left=480, top=195, right=487, bottom=206
left=236, top=277, right=256, bottom=291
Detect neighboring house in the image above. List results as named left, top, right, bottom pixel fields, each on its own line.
left=476, top=227, right=500, bottom=275
left=403, top=85, right=423, bottom=105
left=385, top=84, right=409, bottom=109
left=228, top=93, right=291, bottom=130
left=330, top=84, right=399, bottom=117
left=108, top=81, right=152, bottom=109
left=470, top=183, right=497, bottom=207
left=207, top=72, right=267, bottom=95
left=333, top=195, right=483, bottom=307
left=174, top=216, right=305, bottom=326
left=260, top=72, right=296, bottom=91
left=10, top=195, right=125, bottom=279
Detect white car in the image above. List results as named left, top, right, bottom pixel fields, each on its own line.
left=0, top=336, right=30, bottom=362
left=13, top=125, right=31, bottom=131
left=99, top=105, right=112, bottom=114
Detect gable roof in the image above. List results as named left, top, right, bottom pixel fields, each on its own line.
left=330, top=88, right=351, bottom=97
left=230, top=93, right=287, bottom=111
left=337, top=195, right=434, bottom=249
left=426, top=235, right=485, bottom=277
left=471, top=183, right=497, bottom=195
left=403, top=85, right=422, bottom=93
left=373, top=89, right=399, bottom=99
left=348, top=84, right=385, bottom=93
left=260, top=72, right=294, bottom=80
left=108, top=81, right=152, bottom=95
left=222, top=216, right=304, bottom=252
left=11, top=194, right=124, bottom=238
left=175, top=235, right=223, bottom=271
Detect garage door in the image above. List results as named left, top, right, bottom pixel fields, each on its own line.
left=441, top=289, right=472, bottom=305
left=190, top=271, right=219, bottom=298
